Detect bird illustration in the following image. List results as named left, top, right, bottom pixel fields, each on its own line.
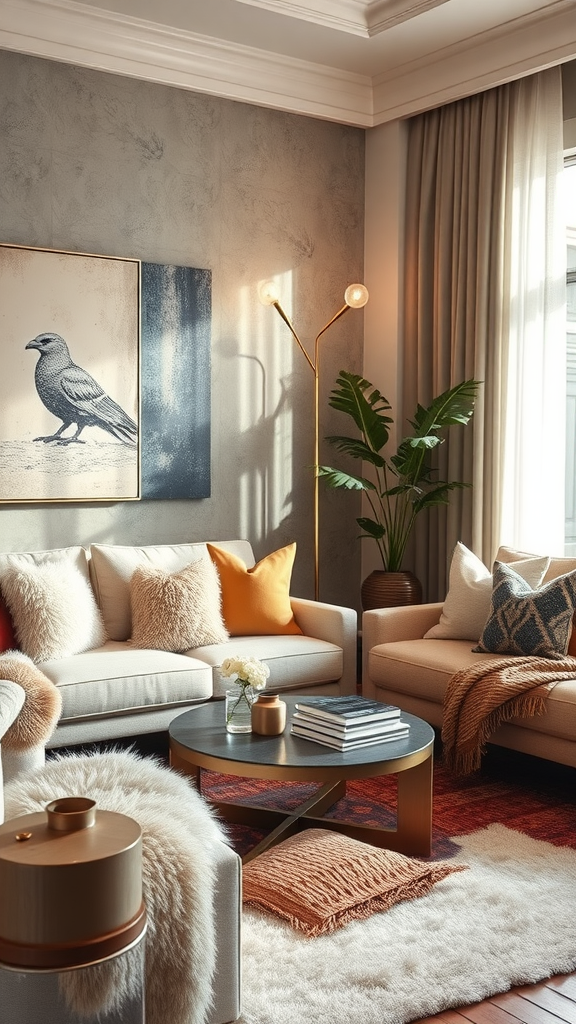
left=25, top=332, right=138, bottom=447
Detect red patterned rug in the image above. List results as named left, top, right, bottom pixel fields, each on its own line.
left=200, top=743, right=576, bottom=859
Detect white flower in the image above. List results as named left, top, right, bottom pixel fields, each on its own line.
left=220, top=655, right=270, bottom=691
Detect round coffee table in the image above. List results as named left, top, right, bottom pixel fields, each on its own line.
left=169, top=697, right=434, bottom=862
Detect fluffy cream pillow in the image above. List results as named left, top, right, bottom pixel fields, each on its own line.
left=129, top=558, right=229, bottom=652
left=1, top=561, right=107, bottom=662
left=424, top=542, right=550, bottom=641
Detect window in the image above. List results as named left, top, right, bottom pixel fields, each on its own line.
left=564, top=154, right=576, bottom=554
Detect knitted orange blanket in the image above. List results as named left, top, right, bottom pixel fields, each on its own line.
left=441, top=655, right=576, bottom=775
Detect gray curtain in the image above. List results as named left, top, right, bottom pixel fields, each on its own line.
left=402, top=68, right=563, bottom=601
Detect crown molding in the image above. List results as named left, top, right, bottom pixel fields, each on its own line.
left=0, top=0, right=575, bottom=128
left=232, top=0, right=448, bottom=37
left=0, top=0, right=374, bottom=125
left=372, top=0, right=576, bottom=123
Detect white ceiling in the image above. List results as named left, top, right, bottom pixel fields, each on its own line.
left=0, top=0, right=575, bottom=125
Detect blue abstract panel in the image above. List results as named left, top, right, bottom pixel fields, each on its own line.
left=141, top=263, right=211, bottom=499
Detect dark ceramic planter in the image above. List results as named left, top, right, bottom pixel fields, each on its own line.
left=360, top=570, right=423, bottom=611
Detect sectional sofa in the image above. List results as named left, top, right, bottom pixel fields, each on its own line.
left=0, top=539, right=357, bottom=750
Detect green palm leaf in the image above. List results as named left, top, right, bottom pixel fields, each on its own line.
left=322, top=371, right=481, bottom=572
left=316, top=466, right=376, bottom=492
left=328, top=371, right=392, bottom=454
left=325, top=435, right=386, bottom=468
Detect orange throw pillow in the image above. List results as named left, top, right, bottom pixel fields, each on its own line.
left=207, top=543, right=303, bottom=636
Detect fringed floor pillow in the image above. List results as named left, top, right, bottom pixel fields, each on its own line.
left=242, top=828, right=466, bottom=937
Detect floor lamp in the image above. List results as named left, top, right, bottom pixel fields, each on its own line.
left=258, top=280, right=369, bottom=600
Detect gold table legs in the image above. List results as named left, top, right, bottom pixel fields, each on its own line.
left=171, top=747, right=433, bottom=863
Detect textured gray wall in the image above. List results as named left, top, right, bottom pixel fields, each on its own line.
left=0, top=50, right=365, bottom=609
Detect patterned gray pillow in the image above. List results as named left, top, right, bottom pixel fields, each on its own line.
left=473, top=561, right=576, bottom=659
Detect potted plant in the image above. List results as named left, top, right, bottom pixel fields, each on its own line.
left=318, top=371, right=481, bottom=609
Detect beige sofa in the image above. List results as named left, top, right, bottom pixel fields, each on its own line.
left=0, top=539, right=357, bottom=750
left=363, top=546, right=576, bottom=769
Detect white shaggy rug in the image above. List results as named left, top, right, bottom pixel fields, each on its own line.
left=239, top=824, right=576, bottom=1024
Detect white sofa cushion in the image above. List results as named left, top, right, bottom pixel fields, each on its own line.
left=90, top=541, right=255, bottom=641
left=192, top=634, right=344, bottom=697
left=424, top=542, right=550, bottom=641
left=39, top=642, right=213, bottom=721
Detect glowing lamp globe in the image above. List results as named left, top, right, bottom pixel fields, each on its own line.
left=344, top=283, right=369, bottom=309
left=258, top=280, right=280, bottom=306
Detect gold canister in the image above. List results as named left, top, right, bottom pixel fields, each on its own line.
left=251, top=693, right=287, bottom=735
left=0, top=797, right=145, bottom=969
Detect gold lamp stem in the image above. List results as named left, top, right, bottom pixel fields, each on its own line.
left=261, top=283, right=368, bottom=601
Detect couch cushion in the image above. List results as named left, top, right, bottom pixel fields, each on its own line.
left=207, top=543, right=302, bottom=636
left=425, top=542, right=549, bottom=641
left=90, top=541, right=255, bottom=641
left=191, top=635, right=343, bottom=697
left=368, top=638, right=576, bottom=742
left=496, top=546, right=576, bottom=583
left=39, top=642, right=213, bottom=721
left=368, top=639, right=492, bottom=704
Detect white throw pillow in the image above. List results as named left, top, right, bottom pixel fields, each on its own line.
left=1, top=560, right=107, bottom=662
left=424, top=542, right=550, bottom=641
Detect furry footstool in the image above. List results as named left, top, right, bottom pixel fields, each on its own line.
left=4, top=749, right=228, bottom=1024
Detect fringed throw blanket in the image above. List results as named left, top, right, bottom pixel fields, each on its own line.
left=442, top=656, right=576, bottom=775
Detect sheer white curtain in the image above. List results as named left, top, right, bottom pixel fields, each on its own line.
left=499, top=69, right=566, bottom=556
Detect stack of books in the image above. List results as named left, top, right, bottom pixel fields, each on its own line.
left=290, top=695, right=410, bottom=750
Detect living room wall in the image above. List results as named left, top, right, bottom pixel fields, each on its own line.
left=0, top=49, right=366, bottom=609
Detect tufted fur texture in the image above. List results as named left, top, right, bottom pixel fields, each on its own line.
left=4, top=750, right=227, bottom=1024
left=129, top=557, right=228, bottom=651
left=2, top=560, right=107, bottom=662
left=0, top=651, right=61, bottom=750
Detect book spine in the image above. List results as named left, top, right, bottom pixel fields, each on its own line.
left=294, top=705, right=401, bottom=725
left=291, top=712, right=407, bottom=739
left=290, top=725, right=410, bottom=750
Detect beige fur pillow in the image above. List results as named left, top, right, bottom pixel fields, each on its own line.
left=130, top=558, right=229, bottom=652
left=0, top=651, right=62, bottom=749
left=2, top=560, right=107, bottom=663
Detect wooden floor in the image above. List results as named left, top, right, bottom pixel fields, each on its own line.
left=413, top=972, right=576, bottom=1023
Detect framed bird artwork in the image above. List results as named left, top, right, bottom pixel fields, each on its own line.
left=0, top=243, right=211, bottom=503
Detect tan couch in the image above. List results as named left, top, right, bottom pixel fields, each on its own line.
left=0, top=540, right=357, bottom=750
left=362, top=547, right=576, bottom=769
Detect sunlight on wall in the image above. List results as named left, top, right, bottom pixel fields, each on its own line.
left=238, top=273, right=295, bottom=543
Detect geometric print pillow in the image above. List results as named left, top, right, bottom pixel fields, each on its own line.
left=473, top=561, right=576, bottom=659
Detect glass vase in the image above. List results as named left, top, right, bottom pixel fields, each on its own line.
left=225, top=686, right=255, bottom=733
